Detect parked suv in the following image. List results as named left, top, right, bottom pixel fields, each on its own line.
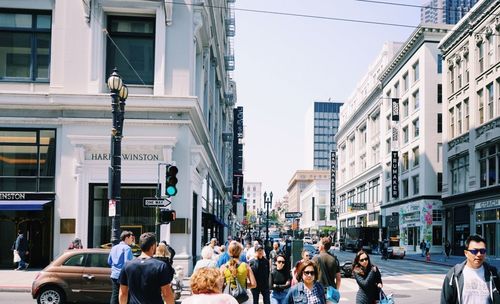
left=32, top=248, right=112, bottom=304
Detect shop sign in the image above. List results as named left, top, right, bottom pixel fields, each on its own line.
left=0, top=192, right=54, bottom=200
left=403, top=211, right=420, bottom=223
left=350, top=203, right=367, bottom=211
left=475, top=199, right=500, bottom=210
left=85, top=152, right=160, bottom=161
left=391, top=152, right=399, bottom=198
left=330, top=150, right=336, bottom=209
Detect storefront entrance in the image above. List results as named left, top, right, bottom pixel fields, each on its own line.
left=407, top=226, right=420, bottom=252
left=0, top=203, right=53, bottom=268
left=476, top=222, right=498, bottom=257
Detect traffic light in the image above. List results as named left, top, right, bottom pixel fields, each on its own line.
left=160, top=209, right=176, bottom=224
left=165, top=164, right=178, bottom=197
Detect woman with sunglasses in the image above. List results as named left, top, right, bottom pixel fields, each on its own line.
left=352, top=250, right=382, bottom=304
left=284, top=260, right=326, bottom=304
left=270, top=254, right=292, bottom=304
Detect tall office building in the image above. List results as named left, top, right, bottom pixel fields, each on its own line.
left=421, top=0, right=478, bottom=24
left=305, top=102, right=342, bottom=170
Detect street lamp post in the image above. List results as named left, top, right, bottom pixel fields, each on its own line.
left=107, top=69, right=128, bottom=245
left=257, top=209, right=263, bottom=239
left=264, top=191, right=273, bottom=249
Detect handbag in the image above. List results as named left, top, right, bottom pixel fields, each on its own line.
left=379, top=290, right=395, bottom=304
left=13, top=250, right=21, bottom=263
left=223, top=268, right=249, bottom=304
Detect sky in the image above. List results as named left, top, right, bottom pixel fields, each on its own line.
left=234, top=0, right=423, bottom=199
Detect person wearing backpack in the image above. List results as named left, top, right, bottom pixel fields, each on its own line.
left=312, top=236, right=341, bottom=292
left=221, top=241, right=257, bottom=304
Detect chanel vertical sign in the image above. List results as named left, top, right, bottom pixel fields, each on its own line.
left=330, top=150, right=336, bottom=209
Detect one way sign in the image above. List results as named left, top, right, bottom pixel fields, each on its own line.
left=143, top=198, right=169, bottom=207
left=285, top=212, right=302, bottom=219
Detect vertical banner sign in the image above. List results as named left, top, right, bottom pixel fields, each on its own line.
left=233, top=107, right=244, bottom=212
left=330, top=150, right=336, bottom=209
left=392, top=98, right=399, bottom=121
left=391, top=151, right=399, bottom=198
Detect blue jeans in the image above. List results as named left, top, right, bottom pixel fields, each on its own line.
left=17, top=251, right=27, bottom=269
left=271, top=290, right=288, bottom=304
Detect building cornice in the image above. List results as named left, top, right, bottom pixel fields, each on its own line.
left=380, top=24, right=452, bottom=85
left=439, top=0, right=500, bottom=57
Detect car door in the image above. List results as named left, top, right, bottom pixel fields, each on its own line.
left=59, top=253, right=87, bottom=302
left=80, top=252, right=112, bottom=303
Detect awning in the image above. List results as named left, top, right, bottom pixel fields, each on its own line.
left=0, top=200, right=52, bottom=211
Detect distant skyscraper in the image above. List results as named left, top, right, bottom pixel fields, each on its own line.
left=306, top=101, right=342, bottom=170
left=421, top=0, right=478, bottom=24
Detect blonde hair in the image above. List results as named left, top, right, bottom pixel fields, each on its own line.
left=227, top=241, right=243, bottom=276
left=190, top=268, right=224, bottom=294
left=155, top=243, right=171, bottom=258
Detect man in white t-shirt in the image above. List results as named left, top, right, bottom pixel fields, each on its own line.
left=441, top=234, right=499, bottom=304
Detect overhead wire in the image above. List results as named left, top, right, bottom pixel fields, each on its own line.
left=85, top=0, right=500, bottom=86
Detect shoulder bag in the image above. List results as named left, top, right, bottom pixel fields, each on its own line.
left=223, top=263, right=249, bottom=304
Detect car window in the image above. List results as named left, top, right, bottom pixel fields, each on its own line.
left=87, top=253, right=110, bottom=268
left=63, top=254, right=86, bottom=267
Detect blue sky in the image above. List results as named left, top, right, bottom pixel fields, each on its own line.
left=234, top=1, right=422, bottom=198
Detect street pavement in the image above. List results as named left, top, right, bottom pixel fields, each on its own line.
left=1, top=251, right=499, bottom=304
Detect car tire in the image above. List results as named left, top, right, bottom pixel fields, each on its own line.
left=37, top=286, right=66, bottom=304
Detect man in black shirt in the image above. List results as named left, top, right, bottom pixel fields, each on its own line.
left=119, top=232, right=174, bottom=304
left=249, top=245, right=270, bottom=304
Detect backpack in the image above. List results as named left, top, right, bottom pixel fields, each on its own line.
left=223, top=263, right=249, bottom=304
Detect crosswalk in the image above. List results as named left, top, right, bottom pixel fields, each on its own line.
left=337, top=273, right=445, bottom=293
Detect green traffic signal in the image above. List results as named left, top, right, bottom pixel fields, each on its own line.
left=165, top=164, right=178, bottom=197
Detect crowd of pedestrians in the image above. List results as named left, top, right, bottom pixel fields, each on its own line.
left=181, top=233, right=499, bottom=304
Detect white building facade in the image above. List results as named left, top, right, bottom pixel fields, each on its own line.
left=244, top=181, right=262, bottom=213
left=336, top=42, right=402, bottom=241
left=439, top=0, right=500, bottom=258
left=299, top=179, right=332, bottom=234
left=0, top=0, right=237, bottom=272
left=379, top=24, right=451, bottom=254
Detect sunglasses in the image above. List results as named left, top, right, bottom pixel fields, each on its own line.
left=467, top=248, right=487, bottom=255
left=359, top=258, right=369, bottom=262
left=277, top=260, right=285, bottom=264
left=303, top=271, right=315, bottom=276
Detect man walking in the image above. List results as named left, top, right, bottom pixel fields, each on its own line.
left=441, top=234, right=499, bottom=304
left=313, top=236, right=341, bottom=291
left=13, top=230, right=29, bottom=270
left=119, top=232, right=174, bottom=304
left=420, top=239, right=426, bottom=257
left=249, top=244, right=271, bottom=304
left=108, top=231, right=134, bottom=304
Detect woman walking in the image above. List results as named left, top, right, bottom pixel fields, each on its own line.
left=270, top=254, right=291, bottom=304
left=220, top=241, right=257, bottom=304
left=352, top=251, right=382, bottom=304
left=182, top=267, right=238, bottom=304
left=193, top=246, right=217, bottom=272
left=284, top=260, right=326, bottom=304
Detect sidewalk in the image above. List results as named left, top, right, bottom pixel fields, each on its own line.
left=0, top=268, right=39, bottom=293
left=404, top=252, right=500, bottom=269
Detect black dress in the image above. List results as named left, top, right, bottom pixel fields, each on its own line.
left=353, top=266, right=382, bottom=304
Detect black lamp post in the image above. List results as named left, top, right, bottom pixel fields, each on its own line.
left=107, top=69, right=128, bottom=245
left=264, top=191, right=273, bottom=249
left=257, top=209, right=263, bottom=238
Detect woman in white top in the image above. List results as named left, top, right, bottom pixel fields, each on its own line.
left=193, top=246, right=217, bottom=272
left=182, top=267, right=238, bottom=304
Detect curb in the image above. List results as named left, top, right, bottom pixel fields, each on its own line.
left=0, top=286, right=31, bottom=293
left=404, top=256, right=454, bottom=267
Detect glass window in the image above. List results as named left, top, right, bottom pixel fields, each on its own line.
left=413, top=119, right=419, bottom=138
left=0, top=129, right=56, bottom=192
left=413, top=61, right=419, bottom=82
left=402, top=99, right=409, bottom=118
left=478, top=89, right=484, bottom=125
left=63, top=254, right=86, bottom=267
left=413, top=90, right=420, bottom=110
left=0, top=11, right=51, bottom=81
left=464, top=99, right=469, bottom=130
left=479, top=144, right=499, bottom=188
left=402, top=179, right=409, bottom=197
left=487, top=82, right=494, bottom=120
left=438, top=84, right=442, bottom=104
left=432, top=226, right=443, bottom=246
left=413, top=146, right=420, bottom=167
left=87, top=253, right=111, bottom=268
left=449, top=108, right=455, bottom=138
left=437, top=172, right=443, bottom=192
left=451, top=154, right=469, bottom=194
left=412, top=175, right=419, bottom=195
left=403, top=126, right=409, bottom=144
left=403, top=73, right=409, bottom=91
left=437, top=54, right=442, bottom=74
left=106, top=16, right=155, bottom=85
left=402, top=152, right=409, bottom=171
left=437, top=113, right=442, bottom=133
